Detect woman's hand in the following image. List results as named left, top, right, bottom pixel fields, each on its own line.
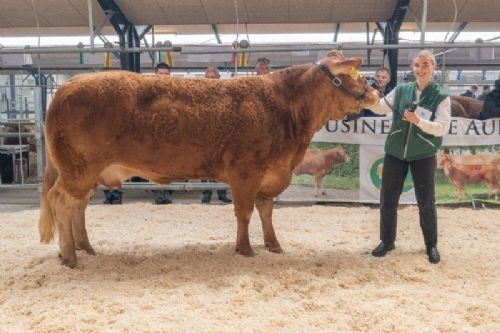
left=403, top=110, right=420, bottom=125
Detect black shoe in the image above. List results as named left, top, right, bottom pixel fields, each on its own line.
left=217, top=191, right=232, bottom=203
left=218, top=196, right=232, bottom=203
left=109, top=190, right=122, bottom=204
left=371, top=242, right=395, bottom=257
left=202, top=191, right=212, bottom=204
left=103, top=198, right=112, bottom=204
left=427, top=246, right=440, bottom=264
left=110, top=198, right=122, bottom=204
left=161, top=198, right=172, bottom=204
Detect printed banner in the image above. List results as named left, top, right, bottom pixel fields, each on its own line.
left=278, top=117, right=500, bottom=205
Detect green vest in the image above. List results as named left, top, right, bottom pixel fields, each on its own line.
left=385, top=82, right=448, bottom=161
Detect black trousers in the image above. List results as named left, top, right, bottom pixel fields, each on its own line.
left=379, top=153, right=438, bottom=249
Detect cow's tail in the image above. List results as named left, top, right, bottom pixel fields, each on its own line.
left=39, top=148, right=58, bottom=243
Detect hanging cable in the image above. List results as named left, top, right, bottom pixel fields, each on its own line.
left=232, top=0, right=240, bottom=76
left=443, top=0, right=458, bottom=42
left=30, top=0, right=43, bottom=184
left=245, top=22, right=251, bottom=75
left=234, top=0, right=240, bottom=40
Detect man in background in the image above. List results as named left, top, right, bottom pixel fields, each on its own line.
left=477, top=85, right=490, bottom=101
left=461, top=85, right=478, bottom=99
left=350, top=67, right=393, bottom=118
left=255, top=57, right=271, bottom=75
left=479, top=79, right=500, bottom=120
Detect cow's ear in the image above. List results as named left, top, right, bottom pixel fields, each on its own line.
left=326, top=50, right=345, bottom=62
left=331, top=58, right=363, bottom=75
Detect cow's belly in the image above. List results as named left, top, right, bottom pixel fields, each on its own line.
left=97, top=165, right=139, bottom=188
left=96, top=162, right=220, bottom=188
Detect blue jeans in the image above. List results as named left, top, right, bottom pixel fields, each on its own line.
left=379, top=154, right=438, bottom=249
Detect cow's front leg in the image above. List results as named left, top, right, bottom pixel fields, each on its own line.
left=72, top=199, right=95, bottom=255
left=454, top=183, right=464, bottom=200
left=320, top=176, right=327, bottom=195
left=314, top=175, right=325, bottom=195
left=255, top=194, right=282, bottom=253
left=314, top=179, right=321, bottom=196
left=231, top=184, right=259, bottom=256
left=48, top=183, right=79, bottom=268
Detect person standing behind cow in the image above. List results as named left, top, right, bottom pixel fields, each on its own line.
left=461, top=85, right=478, bottom=99
left=358, top=67, right=394, bottom=117
left=478, top=79, right=500, bottom=120
left=201, top=67, right=232, bottom=204
left=255, top=57, right=271, bottom=75
left=368, top=50, right=451, bottom=264
left=477, top=85, right=490, bottom=101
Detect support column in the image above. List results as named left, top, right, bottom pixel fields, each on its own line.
left=97, top=0, right=142, bottom=73
left=382, top=0, right=410, bottom=88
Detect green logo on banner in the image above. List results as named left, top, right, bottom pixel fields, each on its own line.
left=370, top=158, right=413, bottom=192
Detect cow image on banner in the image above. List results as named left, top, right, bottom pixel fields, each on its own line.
left=280, top=143, right=358, bottom=202
left=292, top=145, right=351, bottom=196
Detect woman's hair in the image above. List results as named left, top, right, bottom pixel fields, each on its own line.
left=413, top=50, right=436, bottom=66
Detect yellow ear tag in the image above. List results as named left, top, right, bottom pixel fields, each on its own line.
left=349, top=66, right=359, bottom=79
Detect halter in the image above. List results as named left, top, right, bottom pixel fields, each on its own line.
left=316, top=63, right=367, bottom=101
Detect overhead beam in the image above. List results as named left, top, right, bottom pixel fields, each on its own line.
left=447, top=22, right=468, bottom=43
left=138, top=25, right=152, bottom=40
left=420, top=0, right=427, bottom=43
left=375, top=22, right=385, bottom=38
left=97, top=0, right=141, bottom=72
left=2, top=42, right=500, bottom=55
left=366, top=22, right=371, bottom=65
left=211, top=24, right=222, bottom=45
left=333, top=23, right=341, bottom=43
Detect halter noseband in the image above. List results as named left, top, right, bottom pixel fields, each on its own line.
left=316, top=63, right=367, bottom=101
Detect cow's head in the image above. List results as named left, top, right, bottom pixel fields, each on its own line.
left=318, top=51, right=379, bottom=116
left=436, top=152, right=452, bottom=169
left=325, top=146, right=350, bottom=165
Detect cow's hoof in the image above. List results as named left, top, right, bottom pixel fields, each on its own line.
left=76, top=244, right=96, bottom=255
left=59, top=256, right=77, bottom=268
left=85, top=247, right=96, bottom=255
left=235, top=246, right=255, bottom=257
left=266, top=244, right=283, bottom=254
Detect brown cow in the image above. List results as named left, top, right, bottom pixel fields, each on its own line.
left=437, top=154, right=500, bottom=200
left=39, top=50, right=379, bottom=267
left=293, top=146, right=350, bottom=195
left=451, top=96, right=483, bottom=119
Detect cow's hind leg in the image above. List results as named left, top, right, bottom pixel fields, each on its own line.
left=47, top=182, right=83, bottom=268
left=72, top=198, right=95, bottom=255
left=255, top=194, right=282, bottom=253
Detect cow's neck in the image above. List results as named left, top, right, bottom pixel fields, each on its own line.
left=273, top=63, right=348, bottom=138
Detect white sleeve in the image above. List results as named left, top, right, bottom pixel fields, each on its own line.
left=416, top=96, right=451, bottom=137
left=368, top=90, right=395, bottom=115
